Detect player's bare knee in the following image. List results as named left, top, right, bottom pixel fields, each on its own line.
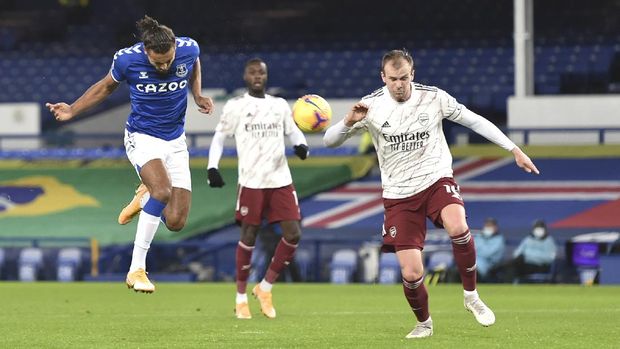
left=166, top=223, right=184, bottom=232
left=150, top=186, right=172, bottom=203
left=240, top=234, right=257, bottom=246
left=280, top=221, right=301, bottom=244
left=240, top=226, right=259, bottom=245
left=445, top=222, right=469, bottom=237
left=162, top=210, right=186, bottom=231
left=401, top=266, right=424, bottom=281
left=165, top=217, right=185, bottom=232
left=283, top=229, right=301, bottom=244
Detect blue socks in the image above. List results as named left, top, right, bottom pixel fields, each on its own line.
left=143, top=197, right=166, bottom=217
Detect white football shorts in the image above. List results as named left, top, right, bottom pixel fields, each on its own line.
left=124, top=130, right=192, bottom=191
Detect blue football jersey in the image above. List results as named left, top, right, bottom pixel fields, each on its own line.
left=110, top=37, right=200, bottom=140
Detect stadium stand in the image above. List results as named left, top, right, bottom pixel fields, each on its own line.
left=294, top=248, right=312, bottom=282
left=329, top=249, right=358, bottom=284
left=0, top=248, right=4, bottom=278
left=1, top=0, right=619, bottom=284
left=0, top=0, right=618, bottom=128
left=56, top=247, right=83, bottom=282
left=378, top=252, right=400, bottom=284
left=17, top=247, right=43, bottom=282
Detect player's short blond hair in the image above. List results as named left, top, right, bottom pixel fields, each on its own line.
left=382, top=49, right=414, bottom=72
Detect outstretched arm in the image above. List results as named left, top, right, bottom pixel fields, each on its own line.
left=452, top=108, right=539, bottom=174
left=46, top=73, right=119, bottom=121
left=324, top=120, right=353, bottom=147
left=323, top=103, right=367, bottom=147
left=190, top=58, right=214, bottom=114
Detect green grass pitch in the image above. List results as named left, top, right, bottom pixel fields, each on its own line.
left=1, top=283, right=618, bottom=348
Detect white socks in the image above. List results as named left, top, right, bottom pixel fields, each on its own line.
left=464, top=289, right=479, bottom=301
left=236, top=293, right=248, bottom=304
left=420, top=316, right=433, bottom=325
left=259, top=279, right=273, bottom=292
left=129, top=210, right=161, bottom=272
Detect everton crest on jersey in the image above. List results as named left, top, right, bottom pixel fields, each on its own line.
left=110, top=37, right=200, bottom=140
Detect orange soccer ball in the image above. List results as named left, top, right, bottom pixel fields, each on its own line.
left=292, top=94, right=332, bottom=133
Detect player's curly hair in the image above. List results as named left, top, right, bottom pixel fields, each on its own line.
left=381, top=49, right=415, bottom=72
left=136, top=15, right=175, bottom=54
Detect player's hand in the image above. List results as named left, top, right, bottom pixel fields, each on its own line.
left=512, top=147, right=540, bottom=174
left=294, top=144, right=309, bottom=160
left=207, top=168, right=225, bottom=187
left=195, top=95, right=214, bottom=114
left=344, top=103, right=368, bottom=127
left=45, top=102, right=73, bottom=122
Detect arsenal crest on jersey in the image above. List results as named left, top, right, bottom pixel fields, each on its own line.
left=175, top=63, right=188, bottom=78
left=418, top=113, right=430, bottom=126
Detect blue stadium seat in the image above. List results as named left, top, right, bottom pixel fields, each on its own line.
left=378, top=253, right=400, bottom=284
left=57, top=248, right=83, bottom=282
left=329, top=249, right=358, bottom=284
left=295, top=248, right=312, bottom=282
left=18, top=247, right=43, bottom=282
left=0, top=248, right=4, bottom=277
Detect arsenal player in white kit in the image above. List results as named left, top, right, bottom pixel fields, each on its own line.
left=208, top=58, right=309, bottom=320
left=324, top=49, right=539, bottom=339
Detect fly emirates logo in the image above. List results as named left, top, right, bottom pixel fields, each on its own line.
left=383, top=131, right=430, bottom=151
left=244, top=122, right=282, bottom=138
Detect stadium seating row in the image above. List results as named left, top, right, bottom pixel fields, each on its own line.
left=1, top=0, right=618, bottom=127
left=329, top=248, right=458, bottom=285
left=0, top=247, right=84, bottom=282
left=1, top=44, right=618, bottom=128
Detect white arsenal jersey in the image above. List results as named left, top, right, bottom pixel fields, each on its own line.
left=352, top=83, right=466, bottom=199
left=216, top=93, right=296, bottom=189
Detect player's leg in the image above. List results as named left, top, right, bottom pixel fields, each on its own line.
left=160, top=134, right=192, bottom=231
left=235, top=222, right=260, bottom=319
left=260, top=220, right=300, bottom=286
left=121, top=131, right=172, bottom=293
left=440, top=203, right=495, bottom=327
left=161, top=187, right=191, bottom=231
left=397, top=248, right=433, bottom=339
left=252, top=184, right=301, bottom=319
left=427, top=177, right=494, bottom=326
left=382, top=195, right=431, bottom=338
left=126, top=158, right=171, bottom=293
left=251, top=222, right=298, bottom=319
left=234, top=186, right=264, bottom=319
left=440, top=204, right=477, bottom=290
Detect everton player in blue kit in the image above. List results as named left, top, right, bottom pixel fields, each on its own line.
left=46, top=16, right=213, bottom=293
